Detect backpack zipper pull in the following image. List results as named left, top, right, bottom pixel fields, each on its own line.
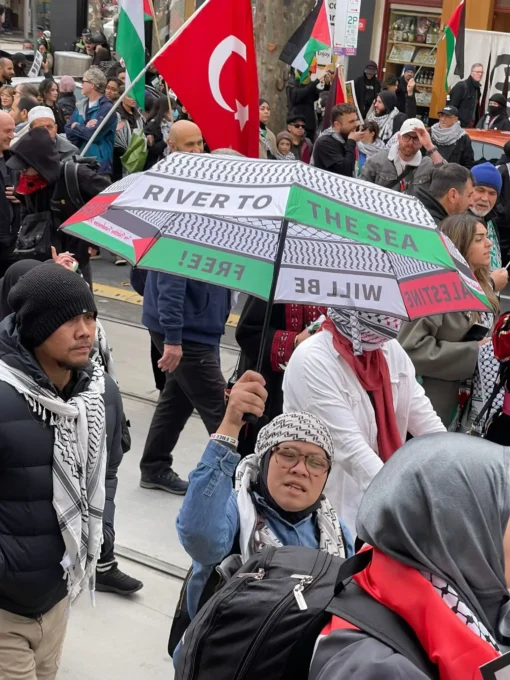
left=237, top=569, right=265, bottom=580
left=291, top=575, right=313, bottom=611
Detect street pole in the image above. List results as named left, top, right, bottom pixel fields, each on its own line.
left=80, top=0, right=212, bottom=158
left=31, top=0, right=38, bottom=53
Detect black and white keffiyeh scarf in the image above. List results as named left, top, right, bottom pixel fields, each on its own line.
left=276, top=150, right=296, bottom=161
left=357, top=138, right=386, bottom=158
left=234, top=412, right=345, bottom=561
left=422, top=571, right=500, bottom=652
left=430, top=121, right=466, bottom=147
left=328, top=308, right=402, bottom=355
left=367, top=107, right=400, bottom=143
left=0, top=359, right=107, bottom=602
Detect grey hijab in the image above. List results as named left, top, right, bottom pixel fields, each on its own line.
left=356, top=433, right=510, bottom=642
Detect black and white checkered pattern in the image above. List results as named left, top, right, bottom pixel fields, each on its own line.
left=422, top=571, right=500, bottom=652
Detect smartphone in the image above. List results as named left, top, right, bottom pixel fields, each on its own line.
left=464, top=324, right=490, bottom=342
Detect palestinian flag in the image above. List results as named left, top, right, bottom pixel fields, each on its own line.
left=143, top=0, right=154, bottom=21
left=116, top=0, right=146, bottom=108
left=444, top=0, right=466, bottom=92
left=280, top=0, right=331, bottom=82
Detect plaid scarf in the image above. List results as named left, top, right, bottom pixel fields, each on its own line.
left=0, top=359, right=107, bottom=602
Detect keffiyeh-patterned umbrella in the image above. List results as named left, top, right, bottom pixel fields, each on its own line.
left=61, top=153, right=489, bottom=322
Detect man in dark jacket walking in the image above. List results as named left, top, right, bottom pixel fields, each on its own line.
left=476, top=93, right=510, bottom=131
left=429, top=105, right=475, bottom=167
left=448, top=63, right=484, bottom=127
left=312, top=103, right=365, bottom=177
left=140, top=272, right=231, bottom=494
left=0, top=264, right=123, bottom=679
left=415, top=164, right=474, bottom=225
left=0, top=111, right=19, bottom=277
left=354, top=61, right=381, bottom=119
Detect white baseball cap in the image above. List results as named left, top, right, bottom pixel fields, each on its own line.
left=28, top=106, right=56, bottom=125
left=399, top=118, right=425, bottom=136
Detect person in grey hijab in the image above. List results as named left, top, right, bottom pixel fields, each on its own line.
left=309, top=433, right=510, bottom=679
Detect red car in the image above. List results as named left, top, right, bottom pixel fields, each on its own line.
left=466, top=129, right=510, bottom=164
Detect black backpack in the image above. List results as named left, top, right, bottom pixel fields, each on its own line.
left=61, top=156, right=100, bottom=211
left=174, top=546, right=439, bottom=680
left=14, top=157, right=99, bottom=261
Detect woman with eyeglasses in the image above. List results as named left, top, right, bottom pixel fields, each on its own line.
left=176, top=370, right=352, bottom=624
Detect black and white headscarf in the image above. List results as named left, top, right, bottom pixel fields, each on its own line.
left=328, top=308, right=402, bottom=354
left=0, top=358, right=107, bottom=603
left=235, top=412, right=345, bottom=561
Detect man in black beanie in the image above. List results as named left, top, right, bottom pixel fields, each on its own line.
left=0, top=264, right=126, bottom=678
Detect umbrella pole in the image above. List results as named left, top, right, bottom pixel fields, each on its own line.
left=244, top=218, right=290, bottom=424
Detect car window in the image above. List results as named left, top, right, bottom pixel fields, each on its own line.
left=471, top=141, right=503, bottom=164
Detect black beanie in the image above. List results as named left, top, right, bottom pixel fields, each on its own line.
left=8, top=264, right=97, bottom=348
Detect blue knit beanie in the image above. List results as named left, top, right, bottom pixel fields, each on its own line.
left=471, top=162, right=502, bottom=196
left=403, top=64, right=414, bottom=73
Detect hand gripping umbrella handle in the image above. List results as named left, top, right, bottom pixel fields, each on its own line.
left=241, top=219, right=290, bottom=424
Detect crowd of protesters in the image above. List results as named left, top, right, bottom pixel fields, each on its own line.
left=2, top=36, right=510, bottom=679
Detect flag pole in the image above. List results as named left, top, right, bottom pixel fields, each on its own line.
left=80, top=0, right=213, bottom=158
left=147, top=0, right=175, bottom=121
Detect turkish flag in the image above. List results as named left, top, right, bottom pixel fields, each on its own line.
left=154, top=0, right=259, bottom=158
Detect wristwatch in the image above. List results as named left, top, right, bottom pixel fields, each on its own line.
left=425, top=146, right=438, bottom=156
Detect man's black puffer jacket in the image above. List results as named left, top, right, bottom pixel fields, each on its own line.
left=0, top=314, right=124, bottom=617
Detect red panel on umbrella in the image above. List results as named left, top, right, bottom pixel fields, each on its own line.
left=400, top=270, right=487, bottom=319
left=61, top=192, right=122, bottom=227
left=133, top=236, right=159, bottom=263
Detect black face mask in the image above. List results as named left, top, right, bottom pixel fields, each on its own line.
left=489, top=105, right=502, bottom=117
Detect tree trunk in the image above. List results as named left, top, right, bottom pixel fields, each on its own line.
left=254, top=0, right=315, bottom=135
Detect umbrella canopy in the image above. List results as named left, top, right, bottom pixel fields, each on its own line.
left=62, top=154, right=490, bottom=319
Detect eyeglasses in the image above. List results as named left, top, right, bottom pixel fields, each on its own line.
left=291, top=124, right=306, bottom=129
left=472, top=70, right=484, bottom=75
left=273, top=446, right=331, bottom=477
left=82, top=79, right=90, bottom=84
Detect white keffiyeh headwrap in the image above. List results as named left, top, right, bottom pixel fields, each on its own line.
left=234, top=412, right=345, bottom=562
left=0, top=358, right=107, bottom=603
left=328, top=308, right=402, bottom=355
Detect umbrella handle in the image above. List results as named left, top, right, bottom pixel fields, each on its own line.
left=238, top=219, right=290, bottom=428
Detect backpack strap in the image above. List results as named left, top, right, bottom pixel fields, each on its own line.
left=63, top=160, right=85, bottom=211
left=327, top=581, right=439, bottom=678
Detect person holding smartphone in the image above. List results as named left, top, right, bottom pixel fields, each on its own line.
left=399, top=214, right=500, bottom=429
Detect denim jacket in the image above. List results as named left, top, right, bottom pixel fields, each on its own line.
left=176, top=440, right=354, bottom=620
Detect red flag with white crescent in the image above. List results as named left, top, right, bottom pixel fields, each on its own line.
left=153, top=0, right=259, bottom=158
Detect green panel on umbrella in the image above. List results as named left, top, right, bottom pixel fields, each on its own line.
left=285, top=186, right=453, bottom=269
left=137, top=236, right=274, bottom=298
left=64, top=221, right=135, bottom=263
